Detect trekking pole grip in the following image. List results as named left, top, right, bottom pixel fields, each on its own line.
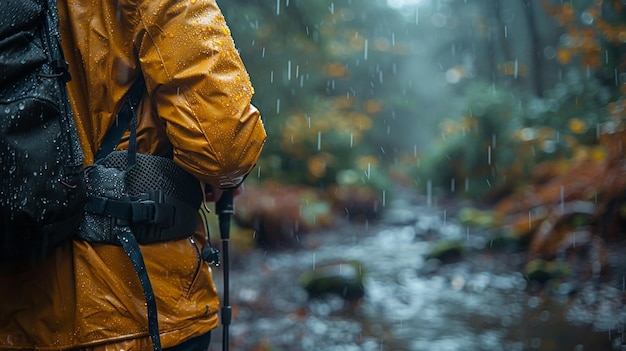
left=215, top=189, right=234, bottom=240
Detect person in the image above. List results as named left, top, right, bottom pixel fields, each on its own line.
left=0, top=0, right=266, bottom=349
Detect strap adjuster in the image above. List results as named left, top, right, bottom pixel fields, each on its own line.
left=131, top=200, right=155, bottom=223
left=131, top=199, right=175, bottom=227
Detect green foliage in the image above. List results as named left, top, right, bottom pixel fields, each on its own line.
left=217, top=0, right=625, bottom=207
left=411, top=67, right=615, bottom=201
left=521, top=69, right=612, bottom=146
left=220, top=0, right=415, bottom=194
left=412, top=82, right=522, bottom=200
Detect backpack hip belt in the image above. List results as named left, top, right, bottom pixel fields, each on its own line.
left=78, top=151, right=202, bottom=245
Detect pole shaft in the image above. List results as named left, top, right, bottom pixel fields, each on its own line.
left=216, top=190, right=234, bottom=351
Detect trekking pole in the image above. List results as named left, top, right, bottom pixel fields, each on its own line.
left=215, top=189, right=234, bottom=351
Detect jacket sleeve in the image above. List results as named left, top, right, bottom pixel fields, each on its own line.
left=137, top=0, right=266, bottom=188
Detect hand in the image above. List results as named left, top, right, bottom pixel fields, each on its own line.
left=204, top=184, right=243, bottom=203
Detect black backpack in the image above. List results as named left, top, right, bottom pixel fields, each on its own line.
left=0, top=0, right=86, bottom=261
left=1, top=2, right=213, bottom=349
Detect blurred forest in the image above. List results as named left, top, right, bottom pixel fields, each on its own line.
left=217, top=0, right=626, bottom=274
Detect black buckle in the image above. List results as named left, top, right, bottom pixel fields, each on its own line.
left=131, top=200, right=155, bottom=223
left=130, top=199, right=175, bottom=227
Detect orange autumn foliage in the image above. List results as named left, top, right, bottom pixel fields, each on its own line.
left=494, top=124, right=626, bottom=261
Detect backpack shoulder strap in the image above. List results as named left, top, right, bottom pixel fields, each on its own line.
left=95, top=74, right=146, bottom=162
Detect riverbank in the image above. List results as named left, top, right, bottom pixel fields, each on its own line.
left=208, top=190, right=626, bottom=351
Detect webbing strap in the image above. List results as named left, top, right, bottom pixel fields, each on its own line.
left=84, top=196, right=175, bottom=226
left=94, top=74, right=161, bottom=349
left=95, top=75, right=145, bottom=162
left=116, top=231, right=161, bottom=351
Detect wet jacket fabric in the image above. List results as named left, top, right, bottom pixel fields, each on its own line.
left=0, top=0, right=266, bottom=349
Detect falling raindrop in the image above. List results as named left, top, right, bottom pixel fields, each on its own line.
left=426, top=179, right=432, bottom=207
left=415, top=5, right=419, bottom=25
left=364, top=39, right=368, bottom=61
left=287, top=60, right=292, bottom=81
left=317, top=131, right=321, bottom=151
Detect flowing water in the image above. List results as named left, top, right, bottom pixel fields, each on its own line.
left=209, top=191, right=626, bottom=351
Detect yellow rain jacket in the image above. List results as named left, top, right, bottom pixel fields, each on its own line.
left=0, top=0, right=266, bottom=349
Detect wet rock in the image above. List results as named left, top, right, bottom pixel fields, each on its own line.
left=524, top=258, right=569, bottom=284
left=381, top=206, right=417, bottom=226
left=299, top=260, right=365, bottom=300
left=425, top=240, right=464, bottom=264
left=484, top=231, right=526, bottom=252
left=457, top=206, right=500, bottom=228
left=417, top=258, right=443, bottom=275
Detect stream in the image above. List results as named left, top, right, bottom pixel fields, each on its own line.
left=208, top=191, right=626, bottom=351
